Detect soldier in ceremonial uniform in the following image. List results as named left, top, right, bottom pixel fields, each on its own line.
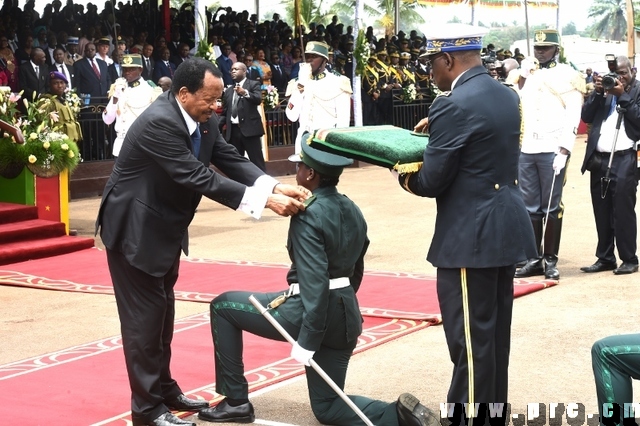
left=398, top=52, right=417, bottom=88
left=414, top=50, right=430, bottom=89
left=374, top=50, right=397, bottom=124
left=285, top=41, right=352, bottom=154
left=362, top=54, right=381, bottom=125
left=200, top=142, right=439, bottom=426
left=514, top=29, right=585, bottom=280
left=396, top=24, right=535, bottom=423
left=102, top=53, right=162, bottom=157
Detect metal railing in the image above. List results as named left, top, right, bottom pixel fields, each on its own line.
left=77, top=90, right=433, bottom=162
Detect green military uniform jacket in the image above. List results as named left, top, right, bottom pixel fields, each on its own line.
left=275, top=185, right=369, bottom=352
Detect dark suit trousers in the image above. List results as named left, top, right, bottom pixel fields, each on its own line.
left=589, top=150, right=638, bottom=264
left=437, top=266, right=515, bottom=409
left=106, top=248, right=183, bottom=422
left=228, top=123, right=266, bottom=172
left=210, top=291, right=399, bottom=426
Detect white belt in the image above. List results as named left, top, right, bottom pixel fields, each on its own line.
left=287, top=277, right=350, bottom=296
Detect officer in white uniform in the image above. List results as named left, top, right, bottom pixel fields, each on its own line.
left=515, top=29, right=585, bottom=280
left=285, top=41, right=352, bottom=154
left=103, top=53, right=162, bottom=157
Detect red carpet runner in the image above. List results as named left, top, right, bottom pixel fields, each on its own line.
left=0, top=248, right=556, bottom=425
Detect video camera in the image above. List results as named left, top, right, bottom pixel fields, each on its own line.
left=601, top=54, right=618, bottom=91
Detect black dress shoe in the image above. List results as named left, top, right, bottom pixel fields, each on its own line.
left=198, top=399, right=255, bottom=423
left=514, top=258, right=544, bottom=278
left=396, top=393, right=440, bottom=426
left=136, top=412, right=195, bottom=426
left=613, top=262, right=639, bottom=275
left=165, top=394, right=209, bottom=411
left=544, top=255, right=560, bottom=280
left=580, top=260, right=617, bottom=273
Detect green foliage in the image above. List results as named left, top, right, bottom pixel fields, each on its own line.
left=563, top=22, right=578, bottom=36
left=587, top=0, right=640, bottom=41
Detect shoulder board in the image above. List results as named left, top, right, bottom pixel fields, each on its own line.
left=147, top=80, right=158, bottom=87
left=435, top=90, right=451, bottom=98
left=303, top=195, right=317, bottom=208
left=330, top=69, right=342, bottom=77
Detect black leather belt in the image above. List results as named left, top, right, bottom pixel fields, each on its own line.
left=594, top=148, right=636, bottom=157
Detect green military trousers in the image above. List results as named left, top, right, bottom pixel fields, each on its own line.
left=210, top=290, right=400, bottom=426
left=592, top=333, right=640, bottom=425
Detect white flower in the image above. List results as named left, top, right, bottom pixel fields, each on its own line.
left=29, top=132, right=37, bottom=140
left=28, top=155, right=37, bottom=163
left=43, top=141, right=50, bottom=149
left=49, top=111, right=60, bottom=123
left=68, top=150, right=75, bottom=158
left=60, top=143, right=69, bottom=151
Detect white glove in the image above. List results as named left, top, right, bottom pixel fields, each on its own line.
left=520, top=57, right=538, bottom=79
left=113, top=84, right=124, bottom=100
left=291, top=341, right=314, bottom=366
left=553, top=153, right=568, bottom=175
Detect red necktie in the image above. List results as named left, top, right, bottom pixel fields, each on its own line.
left=91, top=60, right=100, bottom=78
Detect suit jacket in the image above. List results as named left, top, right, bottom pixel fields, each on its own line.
left=18, top=62, right=47, bottom=101
left=278, top=185, right=369, bottom=351
left=219, top=78, right=265, bottom=140
left=270, top=63, right=288, bottom=92
left=141, top=56, right=155, bottom=81
left=246, top=66, right=262, bottom=86
left=153, top=60, right=176, bottom=82
left=74, top=57, right=110, bottom=100
left=95, top=91, right=265, bottom=277
left=49, top=62, right=75, bottom=89
left=108, top=62, right=123, bottom=83
left=401, top=65, right=536, bottom=268
left=580, top=79, right=640, bottom=173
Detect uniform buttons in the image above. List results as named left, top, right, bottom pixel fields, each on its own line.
left=514, top=179, right=518, bottom=185
left=494, top=184, right=500, bottom=190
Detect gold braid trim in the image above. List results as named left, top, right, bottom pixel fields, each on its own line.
left=394, top=161, right=423, bottom=174
left=400, top=171, right=417, bottom=194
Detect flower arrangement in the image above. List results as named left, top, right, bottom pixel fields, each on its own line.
left=353, top=29, right=370, bottom=78
left=194, top=13, right=217, bottom=64
left=0, top=89, right=80, bottom=179
left=63, top=90, right=82, bottom=116
left=402, top=83, right=417, bottom=104
left=264, top=85, right=279, bottom=111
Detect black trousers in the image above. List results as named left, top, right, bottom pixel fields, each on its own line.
left=106, top=248, right=183, bottom=424
left=228, top=124, right=266, bottom=172
left=437, top=266, right=515, bottom=407
left=589, top=150, right=638, bottom=264
left=210, top=291, right=399, bottom=426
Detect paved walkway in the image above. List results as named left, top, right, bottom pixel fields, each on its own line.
left=3, top=136, right=640, bottom=425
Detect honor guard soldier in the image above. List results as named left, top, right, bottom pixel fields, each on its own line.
left=362, top=54, right=381, bottom=125
left=103, top=53, right=162, bottom=156
left=415, top=49, right=431, bottom=89
left=374, top=49, right=397, bottom=124
left=515, top=29, right=585, bottom=280
left=399, top=52, right=417, bottom=87
left=389, top=51, right=404, bottom=84
left=64, top=37, right=82, bottom=65
left=285, top=41, right=352, bottom=154
left=396, top=23, right=536, bottom=424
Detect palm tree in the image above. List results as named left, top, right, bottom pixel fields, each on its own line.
left=588, top=0, right=639, bottom=40
left=329, top=0, right=426, bottom=36
left=284, top=0, right=333, bottom=29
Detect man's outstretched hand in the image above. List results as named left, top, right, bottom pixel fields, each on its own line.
left=266, top=184, right=312, bottom=217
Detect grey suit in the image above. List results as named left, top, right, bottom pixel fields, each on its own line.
left=95, top=90, right=265, bottom=424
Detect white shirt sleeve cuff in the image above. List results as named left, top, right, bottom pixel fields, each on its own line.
left=236, top=175, right=279, bottom=219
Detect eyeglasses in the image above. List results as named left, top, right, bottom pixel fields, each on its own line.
left=424, top=52, right=446, bottom=67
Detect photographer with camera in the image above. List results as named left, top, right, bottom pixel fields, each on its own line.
left=515, top=29, right=585, bottom=281
left=580, top=55, right=640, bottom=275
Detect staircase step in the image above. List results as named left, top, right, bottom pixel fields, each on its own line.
left=0, top=235, right=95, bottom=266
left=0, top=219, right=66, bottom=244
left=0, top=203, right=38, bottom=224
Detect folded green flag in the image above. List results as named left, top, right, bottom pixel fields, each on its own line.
left=308, top=125, right=429, bottom=173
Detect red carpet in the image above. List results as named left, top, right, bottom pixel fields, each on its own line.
left=0, top=247, right=556, bottom=321
left=0, top=202, right=94, bottom=265
left=0, top=248, right=556, bottom=425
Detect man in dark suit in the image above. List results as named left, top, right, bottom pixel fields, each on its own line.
left=219, top=62, right=266, bottom=171
left=242, top=53, right=262, bottom=86
left=269, top=51, right=288, bottom=92
left=141, top=43, right=155, bottom=81
left=580, top=55, right=640, bottom=275
left=74, top=42, right=111, bottom=159
left=19, top=47, right=47, bottom=102
left=397, top=25, right=536, bottom=424
left=153, top=47, right=176, bottom=83
left=95, top=58, right=308, bottom=426
left=170, top=42, right=191, bottom=69
left=50, top=47, right=74, bottom=90
left=74, top=42, right=110, bottom=101
left=107, top=49, right=123, bottom=83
